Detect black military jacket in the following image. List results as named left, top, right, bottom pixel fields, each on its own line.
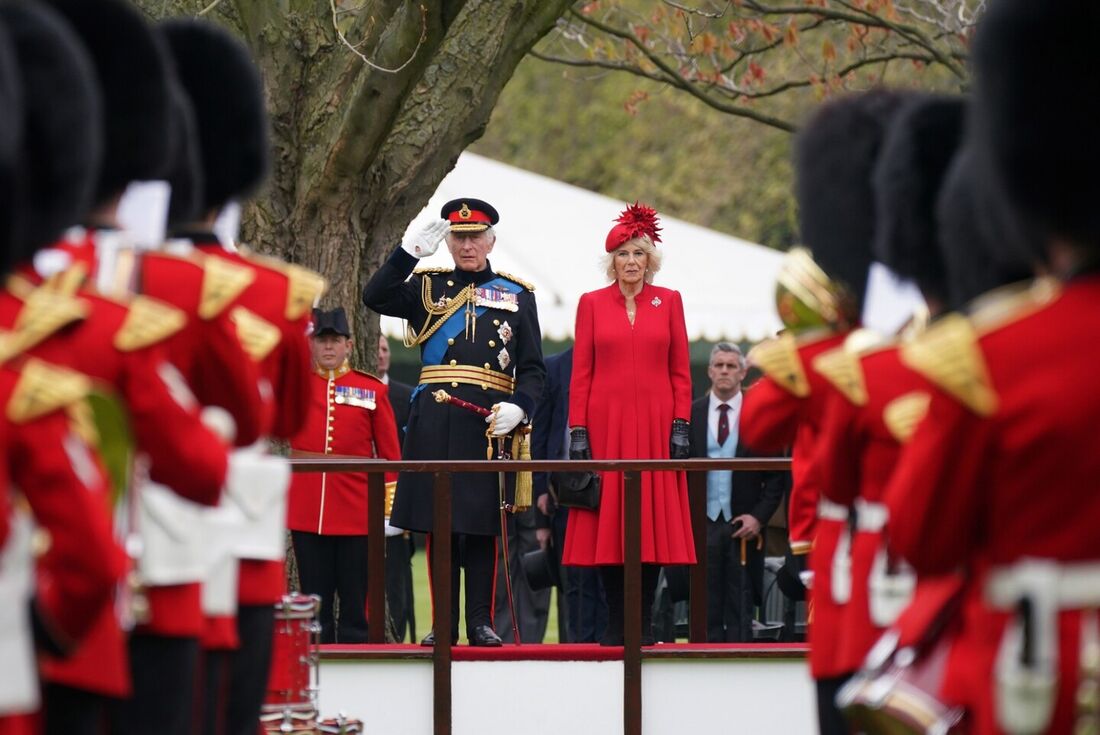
left=362, top=247, right=545, bottom=535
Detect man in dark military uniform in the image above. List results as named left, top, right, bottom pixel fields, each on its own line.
left=363, top=198, right=545, bottom=646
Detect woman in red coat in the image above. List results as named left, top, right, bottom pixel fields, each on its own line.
left=563, top=203, right=696, bottom=645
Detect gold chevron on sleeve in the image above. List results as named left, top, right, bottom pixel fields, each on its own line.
left=7, top=358, right=91, bottom=424
left=900, top=313, right=997, bottom=417
left=883, top=391, right=932, bottom=443
left=199, top=255, right=255, bottom=320
left=748, top=334, right=810, bottom=398
left=230, top=306, right=281, bottom=362
left=114, top=296, right=187, bottom=352
left=812, top=345, right=867, bottom=406
left=10, top=286, right=88, bottom=355
left=283, top=264, right=327, bottom=322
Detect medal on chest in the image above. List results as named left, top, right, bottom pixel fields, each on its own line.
left=333, top=385, right=376, bottom=409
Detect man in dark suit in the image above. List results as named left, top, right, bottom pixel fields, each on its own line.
left=689, top=343, right=784, bottom=642
left=378, top=334, right=415, bottom=642
left=531, top=348, right=607, bottom=643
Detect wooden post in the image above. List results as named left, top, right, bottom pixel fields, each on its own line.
left=688, top=469, right=708, bottom=642
left=432, top=472, right=452, bottom=735
left=367, top=472, right=386, bottom=644
left=623, top=470, right=642, bottom=735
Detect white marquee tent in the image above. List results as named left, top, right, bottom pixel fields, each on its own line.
left=383, top=153, right=785, bottom=342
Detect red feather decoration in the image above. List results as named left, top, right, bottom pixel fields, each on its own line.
left=614, top=201, right=662, bottom=243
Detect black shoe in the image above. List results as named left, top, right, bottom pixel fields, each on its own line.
left=420, top=631, right=458, bottom=647
left=469, top=625, right=502, bottom=647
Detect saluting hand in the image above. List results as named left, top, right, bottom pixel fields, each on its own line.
left=401, top=219, right=449, bottom=258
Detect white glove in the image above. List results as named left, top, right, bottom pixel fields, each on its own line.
left=487, top=402, right=526, bottom=437
left=401, top=219, right=450, bottom=259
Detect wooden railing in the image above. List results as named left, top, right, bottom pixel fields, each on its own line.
left=289, top=457, right=795, bottom=735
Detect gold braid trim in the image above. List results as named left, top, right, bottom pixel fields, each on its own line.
left=403, top=275, right=473, bottom=348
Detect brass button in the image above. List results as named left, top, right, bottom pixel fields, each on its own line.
left=449, top=359, right=457, bottom=366
left=484, top=363, right=491, bottom=369
left=447, top=338, right=455, bottom=345
left=325, top=448, right=332, bottom=454
left=481, top=383, right=488, bottom=390
left=447, top=280, right=454, bottom=287
left=328, top=416, right=334, bottom=423
left=451, top=382, right=459, bottom=388
left=488, top=340, right=496, bottom=347
left=493, top=319, right=500, bottom=326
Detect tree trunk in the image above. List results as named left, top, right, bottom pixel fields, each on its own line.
left=137, top=0, right=573, bottom=370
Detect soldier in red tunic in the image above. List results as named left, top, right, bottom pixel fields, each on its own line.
left=287, top=308, right=400, bottom=643
left=740, top=91, right=905, bottom=734
left=884, top=2, right=1100, bottom=733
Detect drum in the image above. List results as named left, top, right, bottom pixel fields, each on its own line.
left=317, top=716, right=363, bottom=734
left=264, top=594, right=322, bottom=718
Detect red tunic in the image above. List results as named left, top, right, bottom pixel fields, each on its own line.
left=194, top=239, right=322, bottom=605
left=563, top=283, right=695, bottom=566
left=287, top=364, right=400, bottom=534
left=885, top=277, right=1100, bottom=735
left=810, top=340, right=932, bottom=674
left=740, top=329, right=848, bottom=679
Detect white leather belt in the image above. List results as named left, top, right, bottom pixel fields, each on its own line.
left=818, top=498, right=850, bottom=522
left=986, top=558, right=1100, bottom=610
left=854, top=500, right=888, bottom=532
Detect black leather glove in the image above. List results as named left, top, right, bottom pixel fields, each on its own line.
left=568, top=427, right=591, bottom=460
left=670, top=418, right=691, bottom=460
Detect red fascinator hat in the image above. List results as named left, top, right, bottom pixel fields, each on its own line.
left=605, top=202, right=662, bottom=252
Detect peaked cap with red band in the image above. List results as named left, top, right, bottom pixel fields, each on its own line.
left=441, top=197, right=498, bottom=233
left=605, top=202, right=662, bottom=252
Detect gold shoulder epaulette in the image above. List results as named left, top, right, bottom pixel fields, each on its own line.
left=969, top=277, right=1060, bottom=335
left=7, top=357, right=91, bottom=424
left=199, top=255, right=256, bottom=320
left=883, top=391, right=932, bottom=443
left=413, top=267, right=453, bottom=275
left=812, top=346, right=866, bottom=406
left=114, top=296, right=187, bottom=352
left=495, top=271, right=535, bottom=291
left=900, top=312, right=997, bottom=416
left=749, top=334, right=809, bottom=398
left=352, top=368, right=383, bottom=382
left=230, top=306, right=281, bottom=362
left=282, top=264, right=327, bottom=322
left=6, top=285, right=88, bottom=359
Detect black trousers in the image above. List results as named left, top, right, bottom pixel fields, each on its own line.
left=386, top=533, right=416, bottom=642
left=817, top=674, right=854, bottom=735
left=43, top=683, right=112, bottom=735
left=291, top=531, right=370, bottom=643
left=705, top=517, right=765, bottom=642
left=221, top=604, right=276, bottom=735
left=427, top=532, right=496, bottom=640
left=109, top=634, right=199, bottom=735
left=494, top=509, right=552, bottom=643
left=199, top=649, right=231, bottom=735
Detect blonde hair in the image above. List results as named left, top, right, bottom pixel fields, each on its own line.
left=603, top=236, right=662, bottom=283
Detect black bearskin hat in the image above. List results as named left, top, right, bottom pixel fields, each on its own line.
left=970, top=0, right=1100, bottom=256
left=43, top=0, right=171, bottom=205
left=0, top=0, right=102, bottom=260
left=0, top=20, right=21, bottom=273
left=161, top=19, right=269, bottom=213
left=164, top=79, right=204, bottom=228
left=795, top=90, right=905, bottom=310
left=936, top=148, right=1034, bottom=310
left=872, top=94, right=966, bottom=305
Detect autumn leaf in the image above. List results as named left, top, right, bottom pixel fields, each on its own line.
left=749, top=61, right=765, bottom=82
left=822, top=38, right=836, bottom=62
left=696, top=32, right=718, bottom=54
left=633, top=24, right=650, bottom=43
left=785, top=21, right=798, bottom=47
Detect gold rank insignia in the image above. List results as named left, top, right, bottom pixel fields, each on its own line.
left=495, top=270, right=536, bottom=292
left=900, top=312, right=998, bottom=416
left=114, top=296, right=187, bottom=352
left=749, top=333, right=810, bottom=398
left=1, top=284, right=88, bottom=361
left=459, top=203, right=472, bottom=219
left=230, top=306, right=281, bottom=362
left=199, top=256, right=255, bottom=320
left=7, top=357, right=91, bottom=424
left=883, top=391, right=932, bottom=443
left=813, top=345, right=867, bottom=406
left=283, top=265, right=327, bottom=322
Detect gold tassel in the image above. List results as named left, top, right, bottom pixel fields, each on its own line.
left=511, top=427, right=533, bottom=512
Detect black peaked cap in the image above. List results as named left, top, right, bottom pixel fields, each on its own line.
left=43, top=0, right=171, bottom=205
left=161, top=19, right=269, bottom=213
left=872, top=94, right=966, bottom=303
left=0, top=0, right=102, bottom=261
left=971, top=0, right=1100, bottom=256
left=312, top=308, right=351, bottom=338
left=795, top=90, right=906, bottom=310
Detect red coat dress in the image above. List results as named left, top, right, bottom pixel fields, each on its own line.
left=288, top=363, right=400, bottom=535
left=740, top=328, right=849, bottom=679
left=563, top=283, right=695, bottom=566
left=885, top=277, right=1100, bottom=735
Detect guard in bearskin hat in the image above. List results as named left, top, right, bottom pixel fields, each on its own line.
left=883, top=2, right=1100, bottom=733
left=739, top=89, right=905, bottom=735
left=363, top=199, right=545, bottom=648
left=160, top=18, right=325, bottom=735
